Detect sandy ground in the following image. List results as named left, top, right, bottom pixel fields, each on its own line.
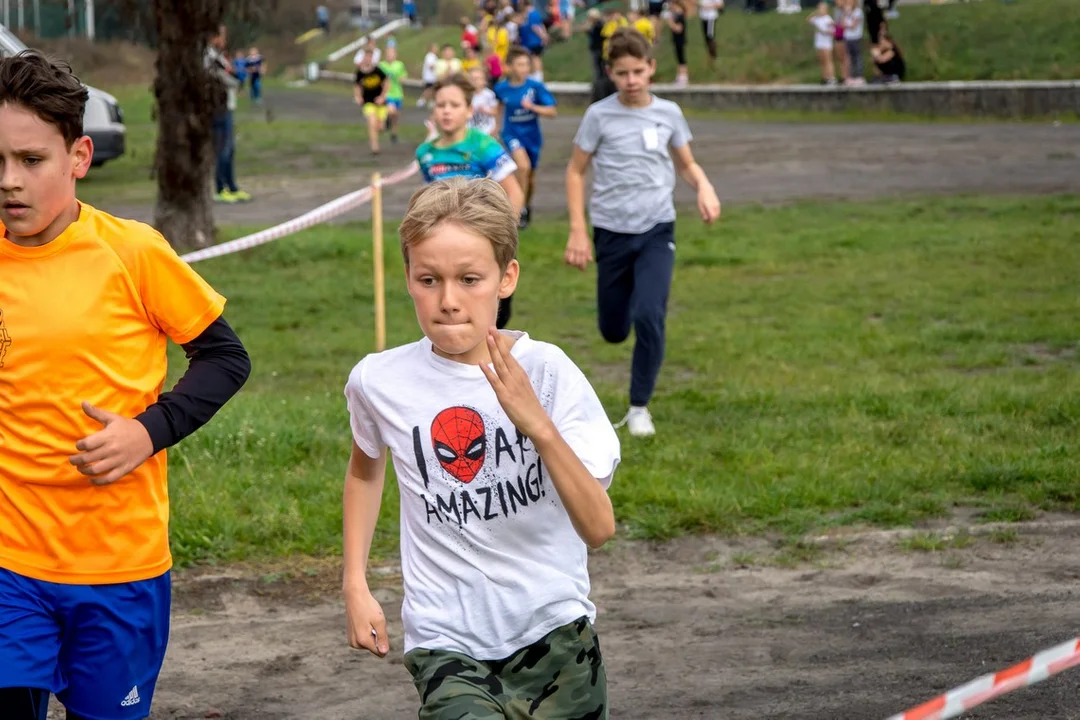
left=74, top=88, right=1080, bottom=719
left=100, top=88, right=1080, bottom=230
left=127, top=519, right=1080, bottom=719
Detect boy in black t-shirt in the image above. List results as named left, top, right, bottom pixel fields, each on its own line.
left=354, top=54, right=389, bottom=155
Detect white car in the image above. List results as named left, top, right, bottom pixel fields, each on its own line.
left=0, top=23, right=127, bottom=167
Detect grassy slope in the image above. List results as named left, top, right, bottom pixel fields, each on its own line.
left=165, top=195, right=1080, bottom=567
left=319, top=0, right=1080, bottom=84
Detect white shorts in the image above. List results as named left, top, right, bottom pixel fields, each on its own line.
left=815, top=37, right=834, bottom=51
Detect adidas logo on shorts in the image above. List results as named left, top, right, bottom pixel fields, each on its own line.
left=120, top=686, right=141, bottom=707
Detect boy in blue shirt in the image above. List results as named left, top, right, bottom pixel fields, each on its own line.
left=518, top=0, right=549, bottom=80
left=494, top=46, right=557, bottom=230
left=416, top=72, right=524, bottom=328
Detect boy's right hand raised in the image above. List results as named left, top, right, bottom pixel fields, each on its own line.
left=344, top=585, right=390, bottom=657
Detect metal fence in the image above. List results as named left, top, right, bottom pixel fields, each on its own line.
left=1, top=0, right=154, bottom=42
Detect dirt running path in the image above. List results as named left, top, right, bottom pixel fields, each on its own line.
left=140, top=519, right=1080, bottom=719
left=102, top=88, right=1080, bottom=230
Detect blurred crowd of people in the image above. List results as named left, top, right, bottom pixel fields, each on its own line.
left=809, top=0, right=905, bottom=85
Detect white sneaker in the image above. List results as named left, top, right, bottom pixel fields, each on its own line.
left=616, top=406, right=656, bottom=437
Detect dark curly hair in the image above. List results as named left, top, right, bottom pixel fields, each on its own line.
left=0, top=50, right=89, bottom=148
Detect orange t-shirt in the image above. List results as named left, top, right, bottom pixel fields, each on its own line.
left=0, top=203, right=226, bottom=584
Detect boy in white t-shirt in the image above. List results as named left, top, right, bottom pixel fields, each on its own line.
left=342, top=177, right=619, bottom=718
left=418, top=43, right=439, bottom=107
left=468, top=66, right=498, bottom=135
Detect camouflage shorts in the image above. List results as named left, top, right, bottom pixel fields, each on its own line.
left=404, top=616, right=607, bottom=719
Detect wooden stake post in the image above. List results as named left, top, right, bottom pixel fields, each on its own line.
left=371, top=172, right=386, bottom=352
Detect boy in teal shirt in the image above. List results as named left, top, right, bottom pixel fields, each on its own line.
left=379, top=46, right=408, bottom=144
left=415, top=72, right=523, bottom=328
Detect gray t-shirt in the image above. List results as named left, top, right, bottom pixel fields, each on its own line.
left=573, top=94, right=692, bottom=235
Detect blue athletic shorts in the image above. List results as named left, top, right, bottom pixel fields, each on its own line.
left=0, top=568, right=171, bottom=720
left=386, top=97, right=403, bottom=110
left=504, top=135, right=541, bottom=170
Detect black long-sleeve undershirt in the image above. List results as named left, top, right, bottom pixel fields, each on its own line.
left=135, top=316, right=251, bottom=454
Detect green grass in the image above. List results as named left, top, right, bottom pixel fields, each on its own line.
left=345, top=0, right=1080, bottom=84
left=163, top=194, right=1080, bottom=567
left=77, top=83, right=427, bottom=206
left=898, top=532, right=975, bottom=553
left=990, top=528, right=1020, bottom=545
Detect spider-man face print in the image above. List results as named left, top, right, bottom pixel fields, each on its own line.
left=431, top=406, right=487, bottom=484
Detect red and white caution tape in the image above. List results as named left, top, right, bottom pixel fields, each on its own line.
left=886, top=636, right=1080, bottom=720
left=180, top=161, right=419, bottom=265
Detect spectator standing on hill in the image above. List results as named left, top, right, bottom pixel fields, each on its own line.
left=865, top=0, right=885, bottom=44
left=871, top=23, right=905, bottom=83
left=832, top=0, right=850, bottom=84
left=558, top=0, right=578, bottom=38
left=667, top=0, right=689, bottom=86
left=647, top=0, right=666, bottom=44
left=842, top=0, right=865, bottom=84
left=699, top=0, right=722, bottom=70
left=809, top=2, right=837, bottom=85
left=403, top=0, right=418, bottom=26
left=317, top=4, right=330, bottom=33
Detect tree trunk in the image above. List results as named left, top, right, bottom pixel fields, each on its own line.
left=151, top=0, right=224, bottom=251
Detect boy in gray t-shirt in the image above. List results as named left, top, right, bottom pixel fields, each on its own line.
left=565, top=27, right=721, bottom=438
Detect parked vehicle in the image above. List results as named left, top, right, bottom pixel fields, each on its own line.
left=0, top=23, right=127, bottom=167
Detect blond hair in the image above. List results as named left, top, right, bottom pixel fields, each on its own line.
left=399, top=178, right=518, bottom=271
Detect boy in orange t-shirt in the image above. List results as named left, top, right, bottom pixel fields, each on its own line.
left=0, top=52, right=250, bottom=719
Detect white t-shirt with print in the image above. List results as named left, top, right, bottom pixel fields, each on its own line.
left=344, top=331, right=621, bottom=660
left=422, top=51, right=439, bottom=83
left=844, top=7, right=864, bottom=40
left=699, top=0, right=723, bottom=20
left=469, top=87, right=498, bottom=135
left=811, top=15, right=835, bottom=50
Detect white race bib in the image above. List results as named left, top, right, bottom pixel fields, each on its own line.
left=642, top=127, right=659, bottom=150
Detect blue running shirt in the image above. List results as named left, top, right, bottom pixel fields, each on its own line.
left=493, top=78, right=556, bottom=153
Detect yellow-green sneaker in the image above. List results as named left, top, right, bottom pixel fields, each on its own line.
left=232, top=189, right=253, bottom=203
left=214, top=190, right=238, bottom=204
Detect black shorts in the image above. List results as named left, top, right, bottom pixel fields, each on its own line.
left=648, top=1, right=665, bottom=16
left=527, top=44, right=544, bottom=57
